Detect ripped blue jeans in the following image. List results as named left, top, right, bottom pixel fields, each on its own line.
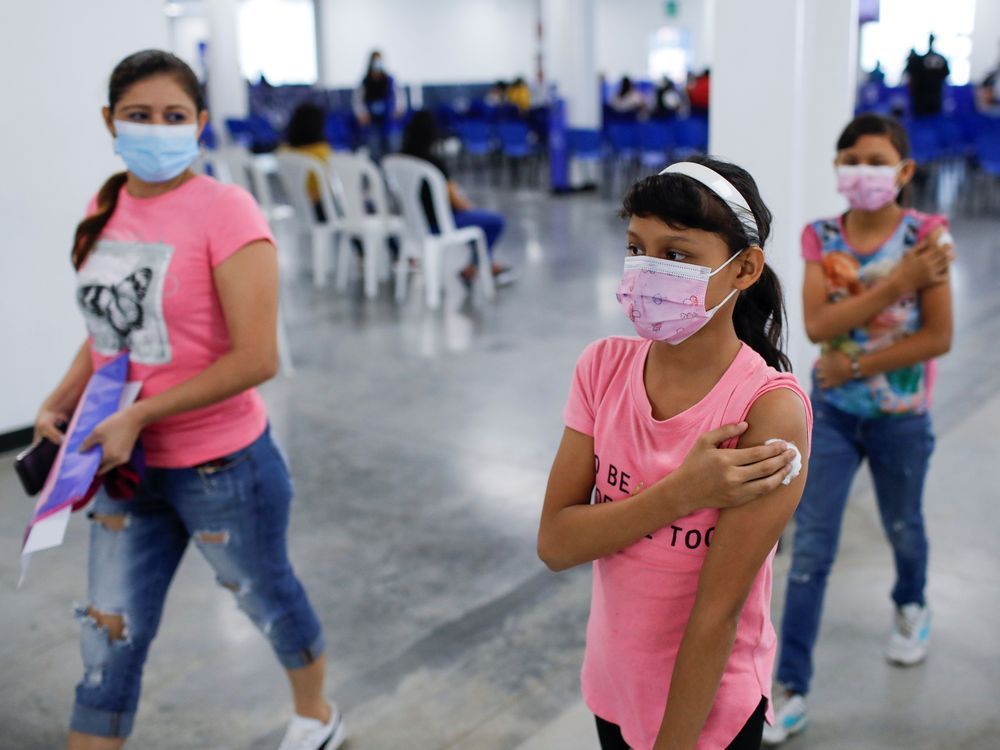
left=71, top=426, right=324, bottom=738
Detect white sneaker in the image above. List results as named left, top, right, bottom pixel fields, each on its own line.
left=277, top=702, right=347, bottom=750
left=886, top=603, right=931, bottom=666
left=762, top=686, right=808, bottom=745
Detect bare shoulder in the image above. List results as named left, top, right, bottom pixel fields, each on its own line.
left=739, top=388, right=809, bottom=450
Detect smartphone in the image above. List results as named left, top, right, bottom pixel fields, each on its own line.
left=14, top=422, right=67, bottom=496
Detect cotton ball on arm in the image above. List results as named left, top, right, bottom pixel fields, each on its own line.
left=764, top=439, right=802, bottom=486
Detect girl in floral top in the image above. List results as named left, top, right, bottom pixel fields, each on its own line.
left=765, top=113, right=955, bottom=745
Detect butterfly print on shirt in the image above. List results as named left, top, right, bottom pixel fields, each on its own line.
left=78, top=267, right=154, bottom=340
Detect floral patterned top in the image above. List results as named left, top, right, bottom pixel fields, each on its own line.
left=801, top=209, right=947, bottom=417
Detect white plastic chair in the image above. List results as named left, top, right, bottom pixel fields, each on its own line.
left=198, top=149, right=296, bottom=376
left=203, top=148, right=295, bottom=226
left=274, top=152, right=345, bottom=289
left=381, top=154, right=495, bottom=309
left=327, top=152, right=405, bottom=299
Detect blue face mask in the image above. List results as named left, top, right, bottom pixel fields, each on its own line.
left=113, top=121, right=199, bottom=182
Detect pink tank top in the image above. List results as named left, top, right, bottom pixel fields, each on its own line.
left=563, top=337, right=812, bottom=750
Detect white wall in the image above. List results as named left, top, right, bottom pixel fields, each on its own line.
left=970, top=0, right=1000, bottom=83
left=711, top=0, right=858, bottom=378
left=316, top=0, right=538, bottom=87
left=595, top=0, right=713, bottom=81
left=543, top=0, right=600, bottom=127
left=0, top=3, right=169, bottom=433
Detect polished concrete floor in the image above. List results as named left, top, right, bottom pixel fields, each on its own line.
left=1, top=173, right=998, bottom=749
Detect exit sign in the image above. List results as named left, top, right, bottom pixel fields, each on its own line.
left=665, top=0, right=679, bottom=17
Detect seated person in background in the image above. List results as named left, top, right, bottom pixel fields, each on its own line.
left=282, top=102, right=331, bottom=220
left=485, top=80, right=509, bottom=107
left=652, top=76, right=685, bottom=119
left=687, top=68, right=711, bottom=115
left=401, top=110, right=514, bottom=285
left=977, top=62, right=1000, bottom=114
left=609, top=76, right=647, bottom=117
left=507, top=77, right=532, bottom=113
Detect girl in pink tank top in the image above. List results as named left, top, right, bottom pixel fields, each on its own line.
left=538, top=157, right=813, bottom=750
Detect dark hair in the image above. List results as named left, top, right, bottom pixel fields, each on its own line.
left=620, top=156, right=791, bottom=372
left=286, top=102, right=326, bottom=147
left=618, top=76, right=633, bottom=96
left=836, top=113, right=911, bottom=205
left=367, top=49, right=383, bottom=75
left=836, top=113, right=910, bottom=159
left=72, top=50, right=205, bottom=269
left=401, top=110, right=439, bottom=159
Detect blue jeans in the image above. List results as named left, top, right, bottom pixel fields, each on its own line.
left=70, top=427, right=324, bottom=738
left=453, top=208, right=505, bottom=263
left=775, top=395, right=934, bottom=696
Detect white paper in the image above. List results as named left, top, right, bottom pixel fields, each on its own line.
left=19, top=507, right=71, bottom=587
left=18, top=380, right=143, bottom=585
left=22, top=506, right=72, bottom=556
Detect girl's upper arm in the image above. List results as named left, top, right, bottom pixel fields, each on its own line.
left=540, top=427, right=597, bottom=522
left=917, top=275, right=953, bottom=341
left=689, top=388, right=810, bottom=623
left=802, top=261, right=829, bottom=331
left=212, top=240, right=279, bottom=356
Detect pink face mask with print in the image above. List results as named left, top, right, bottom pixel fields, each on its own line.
left=836, top=164, right=901, bottom=211
left=616, top=252, right=741, bottom=345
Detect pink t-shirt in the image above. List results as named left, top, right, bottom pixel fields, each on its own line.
left=564, top=337, right=812, bottom=750
left=77, top=175, right=274, bottom=468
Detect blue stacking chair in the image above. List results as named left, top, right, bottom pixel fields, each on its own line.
left=456, top=119, right=496, bottom=181
left=496, top=121, right=538, bottom=185
left=672, top=117, right=708, bottom=158
left=457, top=120, right=494, bottom=156
left=496, top=121, right=534, bottom=158
left=225, top=118, right=254, bottom=149
left=604, top=121, right=641, bottom=190
left=567, top=128, right=603, bottom=161
left=974, top=132, right=1000, bottom=175
left=324, top=112, right=353, bottom=150
left=639, top=122, right=674, bottom=170
left=907, top=119, right=945, bottom=164
left=605, top=122, right=640, bottom=160
left=972, top=131, right=1000, bottom=212
left=527, top=106, right=550, bottom=148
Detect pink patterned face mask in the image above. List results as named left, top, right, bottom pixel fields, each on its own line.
left=836, top=164, right=901, bottom=211
left=616, top=253, right=741, bottom=344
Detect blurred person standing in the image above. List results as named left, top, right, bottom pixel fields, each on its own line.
left=353, top=49, right=402, bottom=161
left=905, top=34, right=950, bottom=117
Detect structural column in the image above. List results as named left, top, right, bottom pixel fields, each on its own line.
left=970, top=0, right=1000, bottom=84
left=710, top=0, right=858, bottom=376
left=205, top=0, right=247, bottom=138
left=541, top=0, right=599, bottom=129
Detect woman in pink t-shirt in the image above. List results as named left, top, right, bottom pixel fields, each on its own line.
left=33, top=51, right=344, bottom=750
left=538, top=157, right=813, bottom=750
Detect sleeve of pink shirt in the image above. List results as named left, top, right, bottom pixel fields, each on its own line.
left=563, top=340, right=603, bottom=437
left=915, top=212, right=949, bottom=243
left=205, top=184, right=276, bottom=267
left=800, top=223, right=822, bottom=262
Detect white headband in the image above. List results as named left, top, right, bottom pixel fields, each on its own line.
left=659, top=162, right=761, bottom=247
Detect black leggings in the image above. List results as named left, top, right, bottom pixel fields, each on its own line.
left=595, top=696, right=767, bottom=750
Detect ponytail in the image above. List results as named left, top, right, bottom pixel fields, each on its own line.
left=734, top=263, right=791, bottom=372
left=71, top=171, right=128, bottom=269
